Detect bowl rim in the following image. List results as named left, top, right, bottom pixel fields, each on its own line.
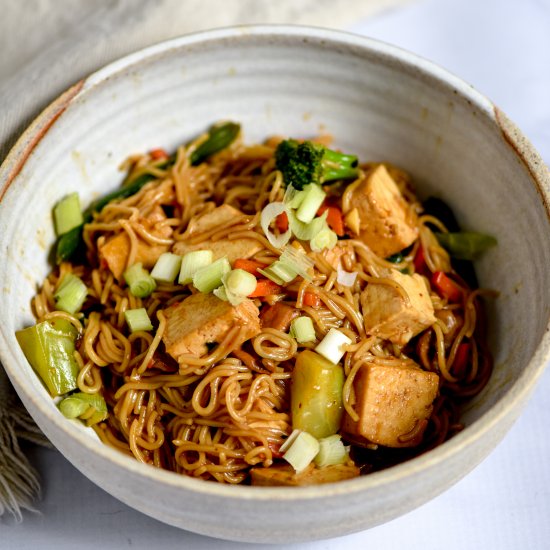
left=1, top=23, right=549, bottom=502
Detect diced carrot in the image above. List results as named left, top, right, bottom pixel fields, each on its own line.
left=431, top=271, right=463, bottom=303
left=268, top=441, right=284, bottom=460
left=302, top=291, right=321, bottom=308
left=150, top=148, right=168, bottom=160
left=248, top=279, right=282, bottom=298
left=451, top=342, right=470, bottom=378
left=317, top=204, right=345, bottom=237
left=413, top=246, right=428, bottom=276
left=276, top=212, right=289, bottom=233
left=233, top=258, right=267, bottom=276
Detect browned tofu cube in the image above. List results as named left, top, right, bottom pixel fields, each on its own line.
left=161, top=292, right=261, bottom=359
left=343, top=360, right=439, bottom=447
left=173, top=238, right=262, bottom=263
left=99, top=206, right=173, bottom=279
left=185, top=204, right=242, bottom=237
left=361, top=268, right=436, bottom=345
left=250, top=463, right=359, bottom=486
left=350, top=164, right=418, bottom=258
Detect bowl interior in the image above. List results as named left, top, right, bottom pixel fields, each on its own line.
left=1, top=26, right=549, bottom=542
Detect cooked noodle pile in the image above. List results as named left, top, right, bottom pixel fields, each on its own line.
left=31, top=129, right=493, bottom=484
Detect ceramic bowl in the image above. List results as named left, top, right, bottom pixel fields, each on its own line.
left=0, top=26, right=549, bottom=543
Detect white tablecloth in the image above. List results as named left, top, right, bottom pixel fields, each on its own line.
left=2, top=0, right=549, bottom=548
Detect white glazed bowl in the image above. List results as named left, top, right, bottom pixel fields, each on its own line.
left=0, top=26, right=549, bottom=543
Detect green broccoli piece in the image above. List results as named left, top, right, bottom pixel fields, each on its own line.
left=275, top=139, right=359, bottom=190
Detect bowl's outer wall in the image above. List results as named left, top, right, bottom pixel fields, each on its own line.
left=1, top=27, right=549, bottom=543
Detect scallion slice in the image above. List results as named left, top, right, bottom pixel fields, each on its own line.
left=288, top=209, right=328, bottom=241
left=193, top=257, right=231, bottom=293
left=125, top=308, right=153, bottom=332
left=151, top=252, right=182, bottom=283
left=260, top=202, right=292, bottom=249
left=314, top=434, right=349, bottom=467
left=310, top=227, right=338, bottom=252
left=280, top=246, right=314, bottom=281
left=315, top=328, right=352, bottom=364
left=53, top=193, right=83, bottom=236
left=123, top=263, right=156, bottom=298
left=59, top=391, right=108, bottom=426
left=214, top=269, right=257, bottom=306
left=283, top=430, right=320, bottom=473
left=295, top=184, right=326, bottom=224
left=178, top=250, right=213, bottom=284
left=257, top=261, right=297, bottom=285
left=290, top=316, right=316, bottom=343
left=54, top=273, right=87, bottom=314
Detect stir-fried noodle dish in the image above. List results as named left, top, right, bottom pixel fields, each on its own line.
left=17, top=122, right=497, bottom=486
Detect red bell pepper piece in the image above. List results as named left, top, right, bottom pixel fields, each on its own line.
left=431, top=271, right=463, bottom=303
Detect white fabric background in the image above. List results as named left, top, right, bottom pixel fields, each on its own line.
left=1, top=0, right=549, bottom=548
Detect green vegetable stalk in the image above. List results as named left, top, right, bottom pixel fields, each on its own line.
left=15, top=319, right=79, bottom=397
left=291, top=350, right=344, bottom=439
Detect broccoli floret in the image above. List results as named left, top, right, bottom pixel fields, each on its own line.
left=275, top=139, right=358, bottom=190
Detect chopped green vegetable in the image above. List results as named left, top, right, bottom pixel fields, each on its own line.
left=59, top=392, right=108, bottom=426
left=280, top=247, right=314, bottom=281
left=214, top=268, right=257, bottom=305
left=193, top=257, right=231, bottom=293
left=275, top=139, right=358, bottom=190
left=314, top=434, right=349, bottom=467
left=258, top=261, right=298, bottom=286
left=436, top=231, right=497, bottom=260
left=295, top=184, right=326, bottom=224
left=15, top=319, right=79, bottom=397
left=123, top=263, right=157, bottom=298
left=189, top=121, right=240, bottom=165
left=386, top=252, right=404, bottom=263
left=290, top=316, right=316, bottom=343
left=125, top=308, right=154, bottom=332
left=310, top=227, right=338, bottom=252
left=315, top=328, right=352, bottom=364
left=291, top=350, right=344, bottom=439
left=53, top=193, right=83, bottom=236
left=178, top=250, right=213, bottom=285
left=54, top=273, right=87, bottom=314
left=282, top=430, right=320, bottom=473
left=55, top=122, right=241, bottom=263
left=151, top=252, right=182, bottom=283
left=260, top=202, right=292, bottom=249
left=287, top=209, right=328, bottom=241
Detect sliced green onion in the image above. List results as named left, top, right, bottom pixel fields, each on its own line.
left=260, top=202, right=292, bottom=249
left=314, top=434, right=349, bottom=467
left=288, top=209, right=328, bottom=241
left=151, top=252, right=182, bottom=283
left=54, top=273, right=87, bottom=314
left=283, top=185, right=306, bottom=209
left=123, top=263, right=156, bottom=298
left=178, top=250, right=213, bottom=284
left=282, top=430, right=320, bottom=473
left=193, top=257, right=231, bottom=293
left=296, top=184, right=326, bottom=224
left=125, top=308, right=153, bottom=332
left=59, top=391, right=108, bottom=426
left=214, top=269, right=257, bottom=306
left=53, top=193, right=84, bottom=236
left=436, top=231, right=497, bottom=260
left=290, top=316, right=316, bottom=343
left=280, top=246, right=314, bottom=281
left=310, top=227, right=338, bottom=252
left=280, top=429, right=303, bottom=454
left=258, top=261, right=297, bottom=285
left=315, top=328, right=352, bottom=364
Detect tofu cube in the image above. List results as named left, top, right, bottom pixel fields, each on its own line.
left=350, top=164, right=418, bottom=258
left=99, top=206, right=172, bottom=279
left=161, top=292, right=261, bottom=359
left=185, top=204, right=242, bottom=237
left=361, top=269, right=436, bottom=345
left=342, top=360, right=439, bottom=447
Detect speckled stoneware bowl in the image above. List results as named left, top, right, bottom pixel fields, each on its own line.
left=0, top=26, right=549, bottom=543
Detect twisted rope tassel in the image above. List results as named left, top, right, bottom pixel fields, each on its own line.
left=0, top=368, right=50, bottom=521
